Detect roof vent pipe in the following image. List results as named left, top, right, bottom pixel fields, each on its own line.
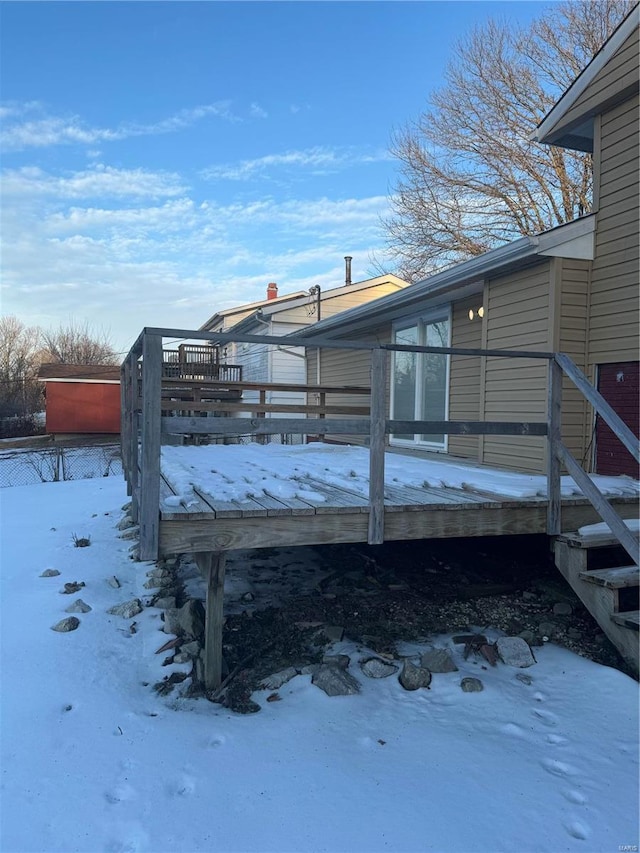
left=266, top=282, right=278, bottom=300
left=344, top=256, right=352, bottom=286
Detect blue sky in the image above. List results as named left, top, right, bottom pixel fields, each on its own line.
left=1, top=0, right=549, bottom=354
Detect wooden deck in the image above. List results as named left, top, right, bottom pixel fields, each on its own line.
left=158, top=459, right=639, bottom=556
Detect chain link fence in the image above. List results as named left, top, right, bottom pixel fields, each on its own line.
left=0, top=443, right=123, bottom=488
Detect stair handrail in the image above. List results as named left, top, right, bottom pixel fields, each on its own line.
left=555, top=353, right=640, bottom=463
left=552, top=353, right=639, bottom=566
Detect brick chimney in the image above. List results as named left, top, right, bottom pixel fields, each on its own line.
left=266, top=282, right=278, bottom=300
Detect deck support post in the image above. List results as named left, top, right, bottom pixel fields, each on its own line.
left=140, top=333, right=162, bottom=560
left=196, top=551, right=227, bottom=692
left=368, top=348, right=387, bottom=545
left=547, top=357, right=562, bottom=537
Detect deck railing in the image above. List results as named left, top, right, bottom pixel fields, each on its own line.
left=121, top=327, right=639, bottom=563
left=162, top=347, right=242, bottom=382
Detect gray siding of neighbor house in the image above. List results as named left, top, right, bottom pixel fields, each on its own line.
left=588, top=92, right=639, bottom=369
left=558, top=26, right=639, bottom=134
left=448, top=296, right=482, bottom=460
left=481, top=262, right=552, bottom=473
left=279, top=282, right=405, bottom=326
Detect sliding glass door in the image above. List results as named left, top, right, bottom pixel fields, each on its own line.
left=391, top=311, right=450, bottom=449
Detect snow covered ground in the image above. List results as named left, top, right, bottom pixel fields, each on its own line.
left=160, top=443, right=640, bottom=506
left=1, top=476, right=639, bottom=853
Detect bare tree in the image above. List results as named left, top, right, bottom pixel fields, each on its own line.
left=41, top=319, right=119, bottom=365
left=384, top=0, right=634, bottom=281
left=0, top=315, right=43, bottom=417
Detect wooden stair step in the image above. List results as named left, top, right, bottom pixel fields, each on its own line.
left=558, top=531, right=639, bottom=550
left=611, top=611, right=640, bottom=629
left=580, top=566, right=640, bottom=589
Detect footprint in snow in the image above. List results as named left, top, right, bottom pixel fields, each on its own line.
left=531, top=708, right=559, bottom=727
left=105, top=782, right=136, bottom=804
left=545, top=733, right=568, bottom=746
left=564, top=819, right=591, bottom=841
left=499, top=722, right=525, bottom=738
left=207, top=735, right=226, bottom=749
left=168, top=774, right=196, bottom=797
left=541, top=757, right=577, bottom=778
left=563, top=789, right=588, bottom=805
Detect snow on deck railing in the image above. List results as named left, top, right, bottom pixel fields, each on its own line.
left=121, top=328, right=639, bottom=564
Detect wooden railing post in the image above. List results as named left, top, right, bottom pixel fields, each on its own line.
left=140, top=333, right=162, bottom=560
left=547, top=356, right=562, bottom=536
left=368, top=348, right=387, bottom=545
left=129, top=358, right=140, bottom=522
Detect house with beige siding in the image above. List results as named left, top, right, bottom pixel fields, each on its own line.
left=199, top=270, right=408, bottom=418
left=295, top=8, right=639, bottom=477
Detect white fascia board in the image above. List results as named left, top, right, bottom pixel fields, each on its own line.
left=38, top=378, right=120, bottom=385
left=538, top=214, right=596, bottom=260
left=532, top=7, right=639, bottom=145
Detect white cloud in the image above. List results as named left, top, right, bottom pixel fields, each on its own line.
left=249, top=102, right=268, bottom=119
left=0, top=101, right=238, bottom=151
left=201, top=146, right=390, bottom=181
left=1, top=159, right=391, bottom=349
left=1, top=164, right=187, bottom=200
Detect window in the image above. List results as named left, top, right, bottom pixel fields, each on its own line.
left=391, top=311, right=451, bottom=449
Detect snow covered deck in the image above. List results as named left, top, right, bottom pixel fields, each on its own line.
left=157, top=443, right=640, bottom=556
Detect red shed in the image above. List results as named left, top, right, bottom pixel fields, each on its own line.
left=38, top=364, right=121, bottom=435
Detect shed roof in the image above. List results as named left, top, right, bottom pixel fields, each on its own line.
left=38, top=364, right=121, bottom=383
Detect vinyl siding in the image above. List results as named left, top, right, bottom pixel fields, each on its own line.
left=557, top=26, right=639, bottom=132
left=557, top=259, right=591, bottom=467
left=588, top=93, right=640, bottom=367
left=306, top=327, right=388, bottom=446
left=448, top=297, right=482, bottom=460
left=481, top=262, right=552, bottom=473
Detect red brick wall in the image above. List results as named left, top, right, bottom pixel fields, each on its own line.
left=595, top=361, right=639, bottom=478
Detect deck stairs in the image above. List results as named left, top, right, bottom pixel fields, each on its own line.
left=554, top=532, right=639, bottom=674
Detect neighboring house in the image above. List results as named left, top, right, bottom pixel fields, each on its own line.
left=38, top=364, right=121, bottom=435
left=295, top=8, right=639, bottom=477
left=200, top=268, right=408, bottom=416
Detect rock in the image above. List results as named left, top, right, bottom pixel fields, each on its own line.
left=181, top=640, right=201, bottom=657
left=522, top=591, right=538, bottom=601
left=241, top=592, right=255, bottom=602
left=322, top=654, right=350, bottom=669
left=322, top=625, right=345, bottom=642
left=298, top=664, right=319, bottom=676
left=153, top=596, right=177, bottom=610
left=177, top=599, right=205, bottom=640
left=398, top=659, right=432, bottom=691
left=121, top=502, right=132, bottom=512
left=40, top=569, right=60, bottom=577
left=61, top=582, right=85, bottom=594
left=108, top=599, right=143, bottom=619
left=516, top=673, right=533, bottom=685
left=51, top=617, right=80, bottom=632
left=106, top=576, right=121, bottom=589
left=553, top=601, right=573, bottom=616
left=312, top=665, right=361, bottom=697
left=163, top=608, right=181, bottom=635
left=65, top=598, right=91, bottom=614
left=146, top=568, right=173, bottom=580
left=119, top=527, right=139, bottom=541
left=518, top=629, right=536, bottom=645
left=116, top=515, right=134, bottom=530
left=262, top=667, right=298, bottom=690
left=360, top=657, right=399, bottom=678
left=567, top=627, right=583, bottom=640
left=495, top=636, right=536, bottom=668
left=461, top=677, right=484, bottom=693
left=173, top=653, right=190, bottom=664
left=420, top=647, right=458, bottom=673
left=538, top=621, right=558, bottom=639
